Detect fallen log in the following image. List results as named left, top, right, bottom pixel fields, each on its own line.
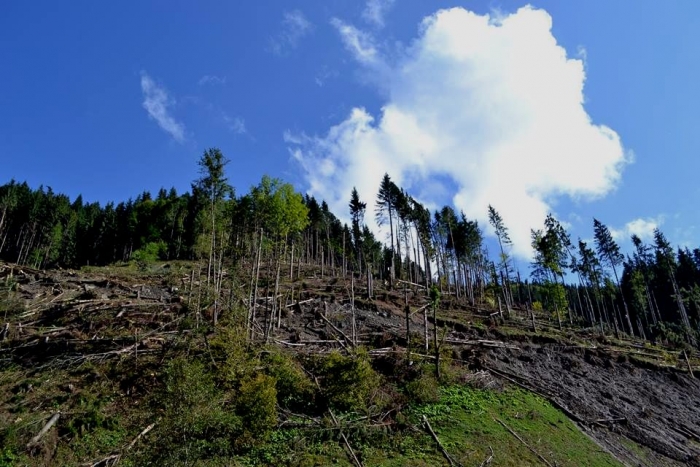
left=27, top=412, right=60, bottom=448
left=496, top=418, right=552, bottom=467
left=422, top=415, right=459, bottom=467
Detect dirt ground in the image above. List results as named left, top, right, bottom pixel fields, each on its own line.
left=480, top=343, right=700, bottom=466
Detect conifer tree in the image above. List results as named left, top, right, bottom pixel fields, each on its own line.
left=593, top=219, right=634, bottom=336
left=488, top=205, right=513, bottom=308
left=376, top=173, right=397, bottom=285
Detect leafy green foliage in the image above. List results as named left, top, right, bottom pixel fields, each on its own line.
left=315, top=349, right=381, bottom=413
left=130, top=240, right=167, bottom=267
left=405, top=372, right=439, bottom=404
left=144, top=358, right=242, bottom=465
left=264, top=350, right=315, bottom=411
left=236, top=374, right=278, bottom=444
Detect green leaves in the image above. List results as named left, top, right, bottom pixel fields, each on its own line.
left=250, top=175, right=309, bottom=239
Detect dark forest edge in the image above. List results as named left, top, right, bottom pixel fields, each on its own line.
left=1, top=147, right=699, bottom=348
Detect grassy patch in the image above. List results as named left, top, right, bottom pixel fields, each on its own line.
left=407, top=385, right=622, bottom=467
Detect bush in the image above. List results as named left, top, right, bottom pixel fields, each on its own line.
left=210, top=325, right=257, bottom=387
left=236, top=374, right=278, bottom=443
left=144, top=358, right=241, bottom=465
left=405, top=372, right=439, bottom=404
left=316, top=349, right=381, bottom=413
left=130, top=241, right=167, bottom=268
left=264, top=350, right=315, bottom=411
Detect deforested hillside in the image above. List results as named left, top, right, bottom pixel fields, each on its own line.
left=0, top=258, right=699, bottom=466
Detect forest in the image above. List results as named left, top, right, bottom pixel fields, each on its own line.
left=1, top=147, right=699, bottom=348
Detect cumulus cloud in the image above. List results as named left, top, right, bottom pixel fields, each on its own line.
left=269, top=10, right=312, bottom=55
left=362, top=0, right=396, bottom=28
left=288, top=6, right=630, bottom=259
left=611, top=217, right=663, bottom=242
left=140, top=71, right=186, bottom=143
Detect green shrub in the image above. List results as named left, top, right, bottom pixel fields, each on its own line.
left=405, top=372, right=439, bottom=404
left=131, top=241, right=167, bottom=269
left=65, top=393, right=117, bottom=436
left=316, top=349, right=381, bottom=413
left=264, top=350, right=315, bottom=411
left=145, top=358, right=241, bottom=465
left=210, top=325, right=257, bottom=387
left=236, top=374, right=278, bottom=443
left=0, top=447, right=18, bottom=467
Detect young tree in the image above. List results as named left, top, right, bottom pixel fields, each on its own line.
left=194, top=148, right=232, bottom=325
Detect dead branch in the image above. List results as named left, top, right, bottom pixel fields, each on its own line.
left=329, top=409, right=363, bottom=467
left=683, top=350, right=695, bottom=378
left=83, top=453, right=119, bottom=467
left=495, top=418, right=553, bottom=467
left=479, top=445, right=494, bottom=467
left=27, top=412, right=60, bottom=448
left=396, top=279, right=426, bottom=289
left=595, top=417, right=627, bottom=424
left=422, top=415, right=459, bottom=467
left=318, top=311, right=355, bottom=349
left=126, top=422, right=156, bottom=450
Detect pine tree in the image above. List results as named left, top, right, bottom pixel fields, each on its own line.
left=349, top=187, right=366, bottom=272
left=194, top=148, right=232, bottom=325
left=488, top=205, right=513, bottom=308
left=593, top=219, right=634, bottom=336
left=376, top=173, right=397, bottom=285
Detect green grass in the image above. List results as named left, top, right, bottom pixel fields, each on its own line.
left=407, top=385, right=622, bottom=467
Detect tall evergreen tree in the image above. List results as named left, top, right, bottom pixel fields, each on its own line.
left=376, top=173, right=397, bottom=285
left=593, top=218, right=634, bottom=336
left=349, top=187, right=367, bottom=272
left=488, top=205, right=513, bottom=307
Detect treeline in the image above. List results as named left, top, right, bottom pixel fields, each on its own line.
left=1, top=147, right=699, bottom=346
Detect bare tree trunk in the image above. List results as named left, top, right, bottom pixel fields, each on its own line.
left=248, top=229, right=263, bottom=342
left=423, top=306, right=429, bottom=353
left=351, top=273, right=356, bottom=346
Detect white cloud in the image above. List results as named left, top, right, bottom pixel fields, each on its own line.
left=223, top=113, right=247, bottom=135
left=140, top=71, right=186, bottom=143
left=198, top=75, right=226, bottom=86
left=269, top=10, right=312, bottom=55
left=288, top=7, right=630, bottom=258
left=362, top=0, right=396, bottom=28
left=330, top=18, right=380, bottom=65
left=611, top=217, right=663, bottom=242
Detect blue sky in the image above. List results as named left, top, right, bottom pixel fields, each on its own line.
left=2, top=1, right=700, bottom=258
